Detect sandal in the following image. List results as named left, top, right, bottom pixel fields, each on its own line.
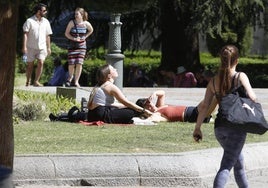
left=65, top=81, right=71, bottom=87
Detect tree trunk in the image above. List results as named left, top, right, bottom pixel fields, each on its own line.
left=159, top=0, right=200, bottom=72
left=0, top=1, right=19, bottom=171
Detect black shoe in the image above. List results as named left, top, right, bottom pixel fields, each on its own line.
left=49, top=113, right=59, bottom=121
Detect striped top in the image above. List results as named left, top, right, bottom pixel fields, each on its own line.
left=68, top=20, right=88, bottom=49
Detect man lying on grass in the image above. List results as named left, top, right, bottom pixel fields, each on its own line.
left=49, top=89, right=216, bottom=124
left=136, top=90, right=217, bottom=123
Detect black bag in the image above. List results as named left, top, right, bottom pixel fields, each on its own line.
left=49, top=106, right=87, bottom=122
left=67, top=106, right=87, bottom=122
left=217, top=73, right=268, bottom=135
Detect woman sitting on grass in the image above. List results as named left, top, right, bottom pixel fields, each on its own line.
left=136, top=90, right=216, bottom=123
left=87, top=64, right=152, bottom=124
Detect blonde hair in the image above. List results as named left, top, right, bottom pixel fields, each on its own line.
left=75, top=7, right=88, bottom=21
left=218, top=45, right=239, bottom=96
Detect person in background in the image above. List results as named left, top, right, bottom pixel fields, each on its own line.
left=45, top=57, right=68, bottom=86
left=136, top=90, right=216, bottom=123
left=127, top=63, right=156, bottom=87
left=158, top=69, right=176, bottom=87
left=127, top=63, right=144, bottom=87
left=65, top=7, right=93, bottom=87
left=196, top=69, right=215, bottom=88
left=193, top=45, right=257, bottom=187
left=174, top=66, right=197, bottom=87
left=22, top=3, right=53, bottom=87
left=87, top=64, right=152, bottom=124
left=0, top=166, right=12, bottom=188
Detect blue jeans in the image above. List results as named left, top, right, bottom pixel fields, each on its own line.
left=213, top=126, right=248, bottom=188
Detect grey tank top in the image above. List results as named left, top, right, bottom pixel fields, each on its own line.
left=93, top=87, right=115, bottom=106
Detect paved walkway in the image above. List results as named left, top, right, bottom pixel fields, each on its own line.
left=13, top=86, right=268, bottom=187
left=15, top=86, right=268, bottom=118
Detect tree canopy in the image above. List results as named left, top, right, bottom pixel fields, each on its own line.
left=16, top=0, right=267, bottom=70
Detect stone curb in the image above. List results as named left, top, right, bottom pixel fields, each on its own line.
left=13, top=142, right=268, bottom=187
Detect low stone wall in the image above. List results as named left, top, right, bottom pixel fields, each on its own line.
left=13, top=142, right=268, bottom=187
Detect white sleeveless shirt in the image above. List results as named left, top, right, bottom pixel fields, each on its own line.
left=93, top=87, right=115, bottom=106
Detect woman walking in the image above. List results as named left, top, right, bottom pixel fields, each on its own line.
left=193, top=45, right=257, bottom=188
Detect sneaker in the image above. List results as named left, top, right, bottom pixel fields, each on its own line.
left=49, top=113, right=58, bottom=121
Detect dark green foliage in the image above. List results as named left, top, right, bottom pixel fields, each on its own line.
left=204, top=0, right=264, bottom=57
left=16, top=46, right=268, bottom=88
left=200, top=53, right=268, bottom=88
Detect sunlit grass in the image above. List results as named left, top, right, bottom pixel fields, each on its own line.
left=14, top=121, right=268, bottom=154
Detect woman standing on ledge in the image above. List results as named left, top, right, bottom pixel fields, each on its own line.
left=87, top=64, right=152, bottom=124
left=65, top=7, right=93, bottom=87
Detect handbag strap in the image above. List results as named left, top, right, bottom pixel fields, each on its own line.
left=213, top=72, right=241, bottom=100
left=230, top=72, right=241, bottom=92
left=72, top=19, right=79, bottom=34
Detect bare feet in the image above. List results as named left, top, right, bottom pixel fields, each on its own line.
left=34, top=82, right=43, bottom=87
left=74, top=83, right=80, bottom=88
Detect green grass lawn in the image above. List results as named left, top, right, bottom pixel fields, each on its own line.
left=14, top=121, right=268, bottom=154
left=13, top=73, right=268, bottom=154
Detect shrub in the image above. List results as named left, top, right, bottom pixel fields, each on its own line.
left=13, top=100, right=46, bottom=121
left=16, top=44, right=268, bottom=88
left=13, top=90, right=78, bottom=123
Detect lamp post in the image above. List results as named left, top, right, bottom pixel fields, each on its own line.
left=105, top=13, right=125, bottom=89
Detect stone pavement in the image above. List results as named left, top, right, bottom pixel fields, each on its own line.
left=13, top=86, right=268, bottom=187
left=15, top=86, right=268, bottom=119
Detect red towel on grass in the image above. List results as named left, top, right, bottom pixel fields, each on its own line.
left=79, top=120, right=105, bottom=126
left=78, top=121, right=134, bottom=126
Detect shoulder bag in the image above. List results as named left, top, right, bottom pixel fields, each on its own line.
left=217, top=73, right=268, bottom=135
left=68, top=20, right=80, bottom=49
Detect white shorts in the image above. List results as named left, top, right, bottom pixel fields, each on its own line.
left=27, top=47, right=47, bottom=62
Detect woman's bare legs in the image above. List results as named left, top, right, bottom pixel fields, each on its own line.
left=66, top=64, right=75, bottom=86
left=74, top=64, right=82, bottom=87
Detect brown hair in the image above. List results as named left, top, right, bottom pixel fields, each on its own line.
left=75, top=7, right=88, bottom=21
left=96, top=64, right=110, bottom=86
left=218, top=45, right=239, bottom=96
left=34, top=3, right=47, bottom=13
left=136, top=98, right=148, bottom=108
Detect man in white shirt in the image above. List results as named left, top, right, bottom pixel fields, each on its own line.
left=22, top=3, right=52, bottom=86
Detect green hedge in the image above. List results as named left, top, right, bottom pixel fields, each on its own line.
left=16, top=44, right=268, bottom=88
left=201, top=53, right=268, bottom=88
